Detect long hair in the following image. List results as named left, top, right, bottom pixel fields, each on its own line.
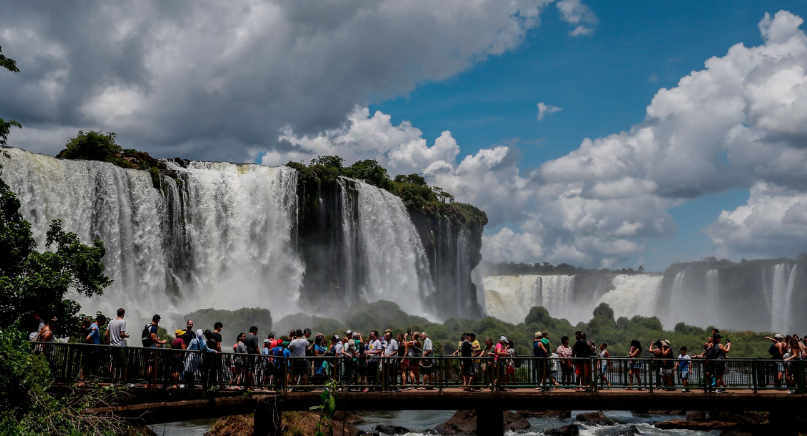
left=630, top=339, right=642, bottom=351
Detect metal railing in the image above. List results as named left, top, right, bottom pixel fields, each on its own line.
left=30, top=342, right=807, bottom=393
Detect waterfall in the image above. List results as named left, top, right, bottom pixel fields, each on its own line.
left=1, top=148, right=304, bottom=324
left=669, top=271, right=686, bottom=325
left=706, top=270, right=719, bottom=310
left=596, top=275, right=663, bottom=320
left=354, top=180, right=435, bottom=315
left=483, top=275, right=575, bottom=323
left=767, top=263, right=798, bottom=333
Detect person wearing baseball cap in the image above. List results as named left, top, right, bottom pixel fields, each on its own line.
left=766, top=334, right=787, bottom=387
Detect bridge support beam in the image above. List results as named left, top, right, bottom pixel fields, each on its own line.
left=476, top=408, right=503, bottom=436
left=254, top=400, right=282, bottom=436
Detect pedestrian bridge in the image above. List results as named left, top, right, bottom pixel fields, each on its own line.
left=35, top=342, right=806, bottom=435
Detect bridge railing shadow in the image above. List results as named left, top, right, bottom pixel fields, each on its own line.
left=30, top=342, right=805, bottom=394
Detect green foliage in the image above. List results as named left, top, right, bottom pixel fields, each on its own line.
left=0, top=45, right=18, bottom=73
left=275, top=313, right=346, bottom=339
left=286, top=157, right=488, bottom=228
left=58, top=130, right=122, bottom=162
left=483, top=260, right=654, bottom=276
left=0, top=178, right=112, bottom=336
left=183, top=307, right=274, bottom=338
left=310, top=379, right=338, bottom=436
left=0, top=118, right=21, bottom=147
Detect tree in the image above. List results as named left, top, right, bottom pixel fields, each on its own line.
left=0, top=176, right=112, bottom=336
left=0, top=45, right=21, bottom=148
left=57, top=130, right=121, bottom=162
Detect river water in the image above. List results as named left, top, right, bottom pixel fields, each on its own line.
left=150, top=411, right=719, bottom=435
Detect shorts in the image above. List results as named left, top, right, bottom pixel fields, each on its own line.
left=631, top=362, right=642, bottom=370
left=681, top=370, right=689, bottom=381
left=575, top=363, right=590, bottom=378
left=293, top=359, right=308, bottom=375
left=420, top=366, right=433, bottom=375
left=561, top=366, right=573, bottom=378
left=777, top=361, right=785, bottom=373
left=474, top=363, right=480, bottom=375
left=660, top=367, right=674, bottom=377
left=462, top=363, right=474, bottom=376
left=715, top=361, right=726, bottom=376
left=600, top=363, right=608, bottom=374
left=401, top=359, right=409, bottom=369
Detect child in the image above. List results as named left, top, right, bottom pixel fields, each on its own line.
left=675, top=346, right=691, bottom=392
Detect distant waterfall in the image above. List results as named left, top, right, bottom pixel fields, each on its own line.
left=706, top=270, right=719, bottom=309
left=669, top=272, right=686, bottom=325
left=354, top=181, right=435, bottom=315
left=596, top=275, right=663, bottom=319
left=1, top=148, right=303, bottom=323
left=766, top=263, right=798, bottom=333
left=483, top=275, right=574, bottom=323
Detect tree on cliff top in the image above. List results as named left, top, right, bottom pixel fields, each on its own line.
left=0, top=45, right=21, bottom=147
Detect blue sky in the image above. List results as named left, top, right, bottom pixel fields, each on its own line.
left=368, top=1, right=807, bottom=271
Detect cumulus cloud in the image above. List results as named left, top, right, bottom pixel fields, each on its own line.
left=271, top=10, right=807, bottom=266
left=556, top=0, right=598, bottom=36
left=537, top=102, right=562, bottom=120
left=0, top=0, right=551, bottom=160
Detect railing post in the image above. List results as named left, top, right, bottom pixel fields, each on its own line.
left=647, top=359, right=653, bottom=393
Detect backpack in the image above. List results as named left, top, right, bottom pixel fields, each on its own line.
left=769, top=343, right=779, bottom=357
left=512, top=348, right=522, bottom=368
left=141, top=324, right=153, bottom=347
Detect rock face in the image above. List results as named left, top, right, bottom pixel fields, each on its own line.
left=518, top=410, right=572, bottom=419
left=332, top=410, right=366, bottom=425
left=432, top=410, right=530, bottom=435
left=708, top=411, right=767, bottom=425
left=545, top=424, right=580, bottom=435
left=613, top=425, right=641, bottom=435
left=686, top=411, right=706, bottom=421
left=575, top=411, right=615, bottom=426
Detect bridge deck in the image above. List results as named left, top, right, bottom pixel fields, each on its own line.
left=87, top=386, right=804, bottom=425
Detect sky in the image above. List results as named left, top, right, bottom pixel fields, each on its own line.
left=2, top=0, right=807, bottom=271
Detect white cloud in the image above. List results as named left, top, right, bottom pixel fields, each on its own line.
left=537, top=102, right=562, bottom=120
left=556, top=0, right=598, bottom=36
left=0, top=0, right=551, bottom=160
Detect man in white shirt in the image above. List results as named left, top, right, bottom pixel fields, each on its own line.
left=421, top=332, right=434, bottom=387
left=105, top=308, right=129, bottom=383
left=384, top=331, right=399, bottom=357
left=366, top=330, right=383, bottom=389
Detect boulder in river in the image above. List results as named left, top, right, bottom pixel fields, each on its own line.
left=575, top=411, right=615, bottom=426
left=686, top=411, right=707, bottom=421
left=375, top=424, right=410, bottom=435
left=544, top=424, right=580, bottom=435
left=611, top=425, right=641, bottom=435
left=432, top=410, right=531, bottom=435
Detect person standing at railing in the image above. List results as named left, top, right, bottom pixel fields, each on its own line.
left=142, top=314, right=166, bottom=388
left=403, top=332, right=423, bottom=390
left=77, top=314, right=106, bottom=387
left=675, top=346, right=691, bottom=392
left=557, top=336, right=572, bottom=388
left=712, top=334, right=731, bottom=393
left=209, top=322, right=224, bottom=389
left=783, top=337, right=803, bottom=394
left=185, top=329, right=217, bottom=389
left=625, top=340, right=643, bottom=391
left=289, top=329, right=309, bottom=388
left=572, top=332, right=592, bottom=392
left=244, top=326, right=261, bottom=390
left=598, top=343, right=611, bottom=388
left=365, top=330, right=383, bottom=391
left=766, top=334, right=786, bottom=389
left=421, top=332, right=434, bottom=389
left=459, top=333, right=474, bottom=391
left=469, top=333, right=481, bottom=389
left=32, top=317, right=57, bottom=357
left=533, top=332, right=547, bottom=391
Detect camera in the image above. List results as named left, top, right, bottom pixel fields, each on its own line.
left=726, top=338, right=731, bottom=344
left=655, top=340, right=663, bottom=348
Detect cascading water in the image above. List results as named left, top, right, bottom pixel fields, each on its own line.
left=596, top=275, right=663, bottom=319
left=1, top=148, right=304, bottom=323
left=483, top=275, right=575, bottom=323
left=766, top=263, right=798, bottom=333
left=354, top=180, right=435, bottom=316
left=706, top=270, right=719, bottom=310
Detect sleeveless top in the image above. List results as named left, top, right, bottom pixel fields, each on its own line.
left=714, top=345, right=726, bottom=360
left=408, top=340, right=422, bottom=357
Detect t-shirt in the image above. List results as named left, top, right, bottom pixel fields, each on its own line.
left=557, top=345, right=572, bottom=358
left=460, top=340, right=473, bottom=358
left=334, top=342, right=343, bottom=358
left=244, top=334, right=260, bottom=354
left=88, top=322, right=100, bottom=345
left=182, top=330, right=195, bottom=347
left=423, top=338, right=433, bottom=354
left=171, top=338, right=185, bottom=349
left=343, top=340, right=356, bottom=357
left=385, top=339, right=399, bottom=357
left=541, top=338, right=549, bottom=350
left=209, top=332, right=222, bottom=350
left=534, top=341, right=547, bottom=358
left=368, top=339, right=383, bottom=361
left=236, top=342, right=248, bottom=354
left=678, top=354, right=691, bottom=372
left=288, top=338, right=309, bottom=357
left=147, top=324, right=159, bottom=348
left=471, top=340, right=481, bottom=362
left=107, top=319, right=127, bottom=347
left=572, top=339, right=591, bottom=358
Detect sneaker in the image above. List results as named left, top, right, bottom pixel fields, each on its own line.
left=681, top=389, right=689, bottom=392
left=715, top=389, right=726, bottom=393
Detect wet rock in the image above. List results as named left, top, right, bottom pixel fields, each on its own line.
left=519, top=410, right=572, bottom=419
left=708, top=411, right=767, bottom=424
left=375, top=424, right=410, bottom=435
left=645, top=410, right=686, bottom=415
left=575, top=411, right=615, bottom=426
left=719, top=432, right=752, bottom=436
left=544, top=424, right=579, bottom=435
left=655, top=419, right=736, bottom=431
left=612, top=425, right=641, bottom=435
left=432, top=410, right=531, bottom=435
left=686, top=411, right=706, bottom=421
left=332, top=410, right=366, bottom=424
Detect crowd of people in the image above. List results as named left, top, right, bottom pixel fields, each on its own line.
left=26, top=308, right=807, bottom=394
